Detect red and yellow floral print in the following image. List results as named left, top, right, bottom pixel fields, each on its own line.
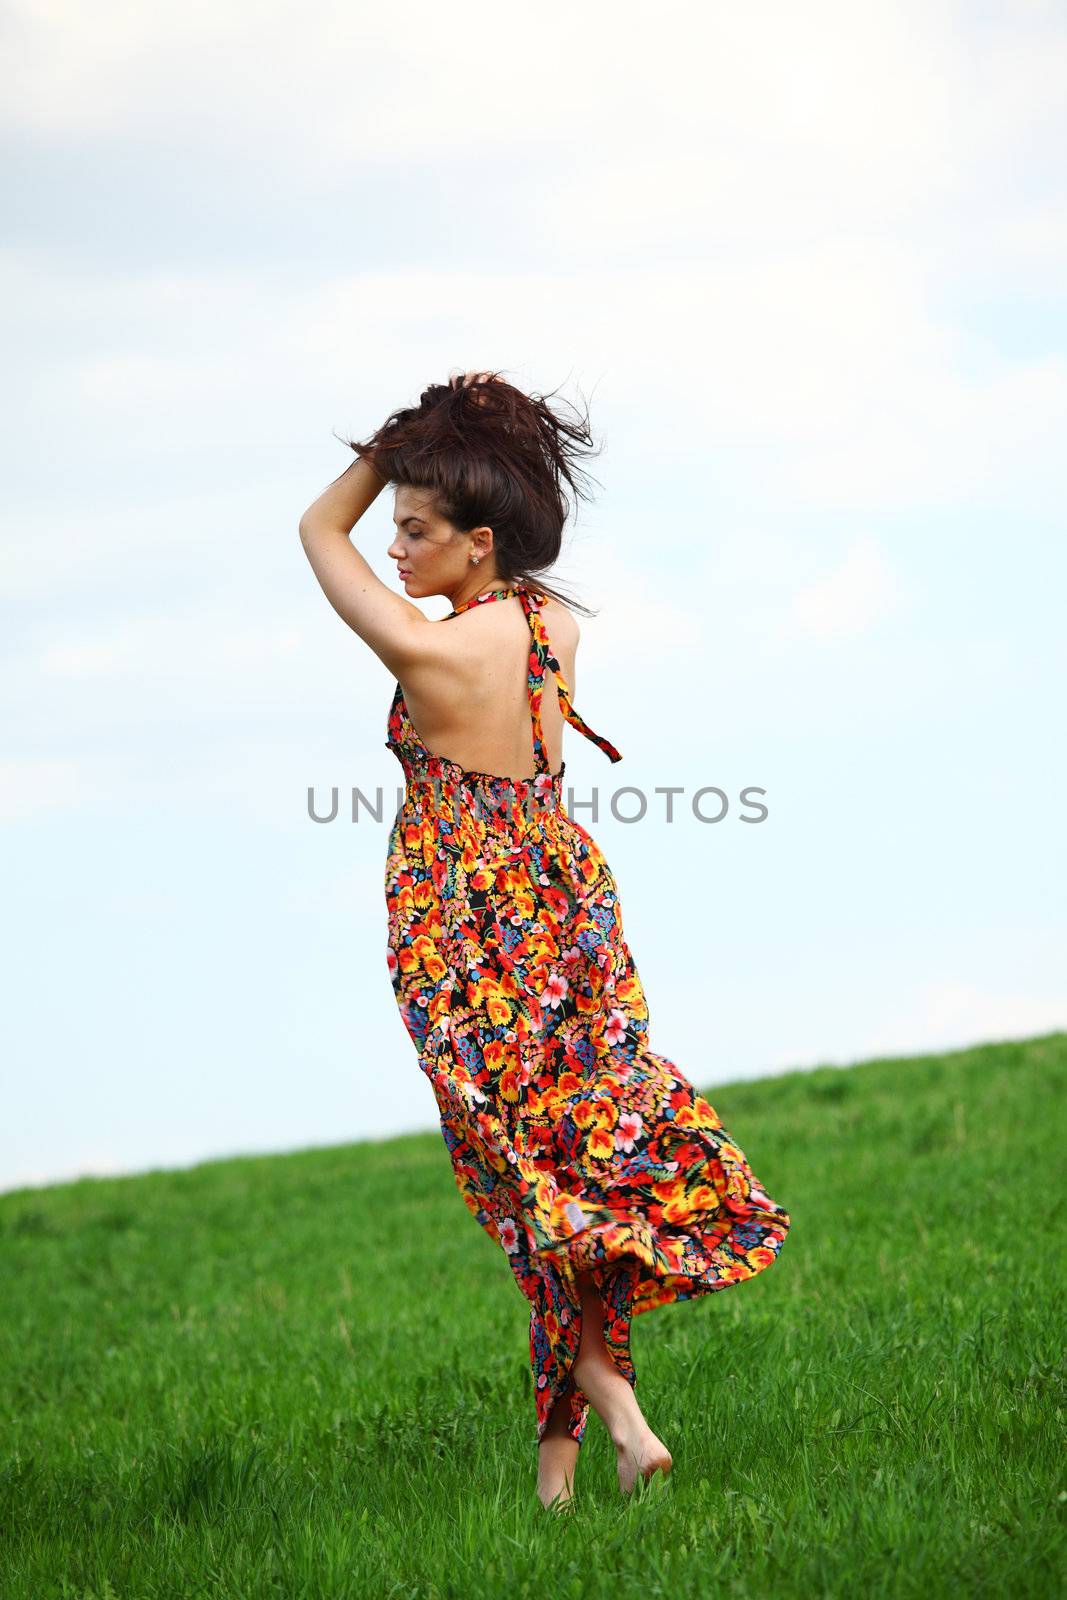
left=384, top=582, right=790, bottom=1446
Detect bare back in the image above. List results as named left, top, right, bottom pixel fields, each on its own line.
left=398, top=592, right=580, bottom=781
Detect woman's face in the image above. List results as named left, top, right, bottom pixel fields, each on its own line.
left=386, top=485, right=494, bottom=598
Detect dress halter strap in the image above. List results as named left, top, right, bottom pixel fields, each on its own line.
left=446, top=581, right=622, bottom=775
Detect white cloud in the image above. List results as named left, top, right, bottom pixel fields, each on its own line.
left=861, top=981, right=1067, bottom=1060
left=36, top=613, right=307, bottom=680
left=0, top=758, right=97, bottom=822
left=0, top=3, right=1018, bottom=218
left=790, top=535, right=905, bottom=641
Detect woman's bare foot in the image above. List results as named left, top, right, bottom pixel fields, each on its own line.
left=537, top=1433, right=579, bottom=1511
left=612, top=1417, right=673, bottom=1495
left=571, top=1346, right=674, bottom=1495
left=537, top=1381, right=580, bottom=1511
left=539, top=1480, right=577, bottom=1513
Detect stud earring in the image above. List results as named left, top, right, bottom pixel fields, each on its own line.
left=471, top=554, right=480, bottom=565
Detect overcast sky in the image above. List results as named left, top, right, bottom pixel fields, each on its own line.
left=2, top=0, right=1065, bottom=1194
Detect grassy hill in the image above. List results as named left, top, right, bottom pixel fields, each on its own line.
left=1, top=1033, right=1064, bottom=1599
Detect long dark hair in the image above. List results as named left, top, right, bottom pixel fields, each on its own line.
left=341, top=371, right=605, bottom=618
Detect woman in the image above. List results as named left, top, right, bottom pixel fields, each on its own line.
left=298, top=371, right=791, bottom=1511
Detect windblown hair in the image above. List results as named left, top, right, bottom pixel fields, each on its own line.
left=341, top=371, right=605, bottom=617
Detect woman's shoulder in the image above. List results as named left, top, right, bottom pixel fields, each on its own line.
left=539, top=592, right=580, bottom=647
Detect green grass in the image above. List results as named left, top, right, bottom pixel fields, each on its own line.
left=2, top=1033, right=1064, bottom=1599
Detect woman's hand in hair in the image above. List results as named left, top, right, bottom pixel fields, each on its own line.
left=452, top=369, right=503, bottom=402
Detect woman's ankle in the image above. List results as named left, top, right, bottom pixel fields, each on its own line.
left=573, top=1354, right=640, bottom=1441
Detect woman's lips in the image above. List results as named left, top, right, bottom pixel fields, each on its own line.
left=398, top=569, right=411, bottom=578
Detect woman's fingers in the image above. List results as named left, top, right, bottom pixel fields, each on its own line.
left=448, top=370, right=502, bottom=407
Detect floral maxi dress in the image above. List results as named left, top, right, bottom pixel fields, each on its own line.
left=384, top=582, right=791, bottom=1446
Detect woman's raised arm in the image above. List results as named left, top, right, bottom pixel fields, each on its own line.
left=299, top=455, right=428, bottom=676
